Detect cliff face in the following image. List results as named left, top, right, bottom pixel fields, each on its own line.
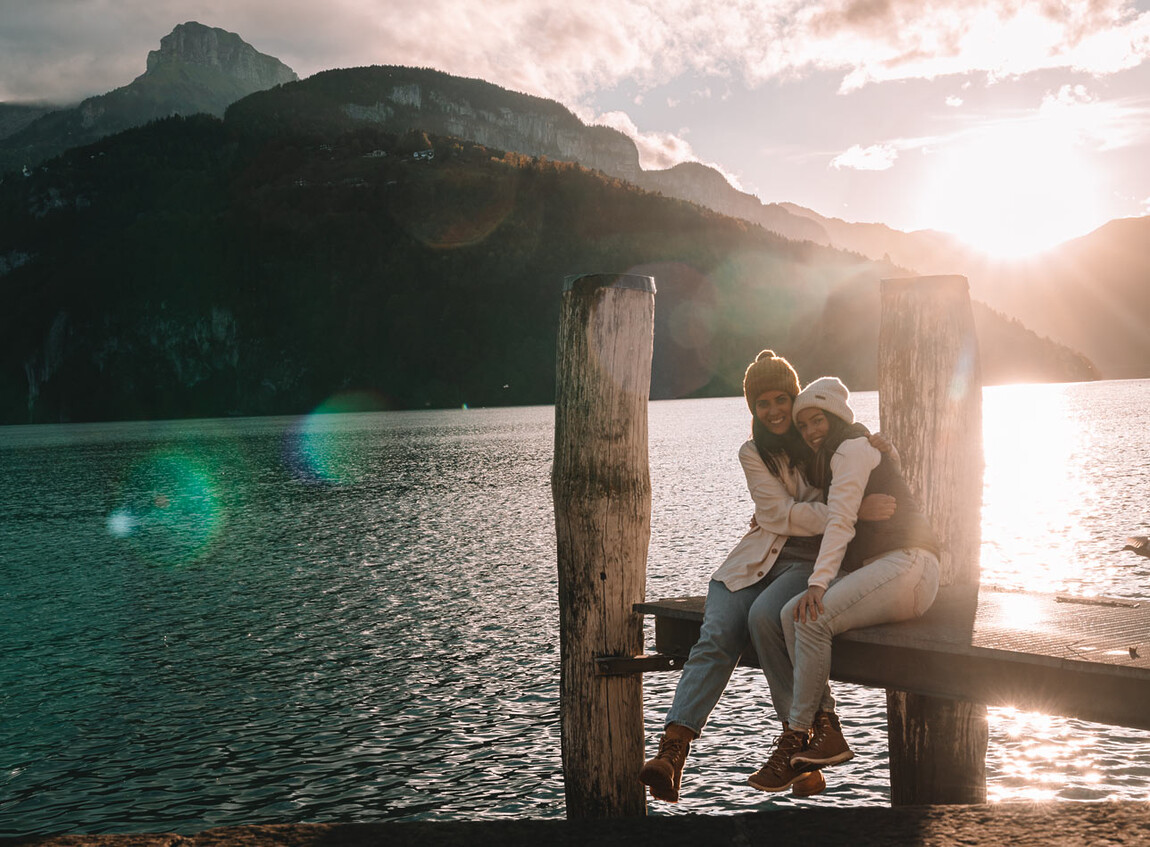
left=0, top=22, right=297, bottom=175
left=335, top=76, right=641, bottom=182
left=144, top=21, right=297, bottom=92
left=231, top=66, right=837, bottom=242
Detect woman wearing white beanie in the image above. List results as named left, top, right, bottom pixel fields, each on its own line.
left=746, top=376, right=941, bottom=793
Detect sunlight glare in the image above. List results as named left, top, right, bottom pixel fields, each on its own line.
left=993, top=592, right=1047, bottom=630
left=917, top=120, right=1103, bottom=257
left=980, top=385, right=1095, bottom=590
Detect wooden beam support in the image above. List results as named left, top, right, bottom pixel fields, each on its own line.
left=553, top=273, right=655, bottom=818
left=878, top=274, right=987, bottom=805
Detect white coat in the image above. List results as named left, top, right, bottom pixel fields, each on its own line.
left=710, top=439, right=829, bottom=592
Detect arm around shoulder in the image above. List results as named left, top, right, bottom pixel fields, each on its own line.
left=807, top=437, right=881, bottom=588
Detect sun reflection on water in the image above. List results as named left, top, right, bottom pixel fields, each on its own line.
left=980, top=384, right=1097, bottom=593
left=989, top=707, right=1107, bottom=802
left=975, top=382, right=1150, bottom=803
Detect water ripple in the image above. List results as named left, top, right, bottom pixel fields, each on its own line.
left=2, top=388, right=1150, bottom=834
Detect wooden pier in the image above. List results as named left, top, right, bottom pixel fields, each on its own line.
left=551, top=271, right=1148, bottom=814
left=635, top=584, right=1150, bottom=732
left=10, top=802, right=1150, bottom=846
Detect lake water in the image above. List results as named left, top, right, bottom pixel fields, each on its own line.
left=2, top=380, right=1149, bottom=834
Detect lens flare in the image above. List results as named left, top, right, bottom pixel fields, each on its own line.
left=108, top=450, right=225, bottom=566
left=948, top=339, right=979, bottom=404
left=390, top=164, right=517, bottom=249
left=284, top=390, right=388, bottom=485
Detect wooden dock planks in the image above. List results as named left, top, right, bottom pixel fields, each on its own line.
left=636, top=585, right=1150, bottom=731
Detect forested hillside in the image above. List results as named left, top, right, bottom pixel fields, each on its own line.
left=0, top=111, right=1097, bottom=423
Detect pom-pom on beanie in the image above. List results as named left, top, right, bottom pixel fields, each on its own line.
left=792, top=376, right=855, bottom=425
left=742, top=350, right=801, bottom=412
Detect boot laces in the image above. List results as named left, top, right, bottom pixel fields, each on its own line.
left=657, top=736, right=688, bottom=764
left=810, top=712, right=838, bottom=747
left=764, top=731, right=805, bottom=776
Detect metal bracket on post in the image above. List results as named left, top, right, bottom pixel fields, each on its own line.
left=594, top=653, right=685, bottom=676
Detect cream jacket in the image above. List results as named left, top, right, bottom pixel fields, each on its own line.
left=808, top=436, right=882, bottom=590
left=711, top=439, right=829, bottom=591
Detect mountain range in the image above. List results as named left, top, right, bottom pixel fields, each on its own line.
left=0, top=23, right=1125, bottom=423
left=778, top=205, right=1150, bottom=380
left=220, top=58, right=1149, bottom=380
left=0, top=22, right=296, bottom=176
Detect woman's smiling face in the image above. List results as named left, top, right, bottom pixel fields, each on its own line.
left=795, top=407, right=831, bottom=452
left=754, top=390, right=794, bottom=436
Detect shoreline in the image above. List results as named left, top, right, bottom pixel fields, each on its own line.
left=6, top=803, right=1150, bottom=847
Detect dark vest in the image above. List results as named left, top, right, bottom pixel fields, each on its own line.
left=841, top=451, right=940, bottom=572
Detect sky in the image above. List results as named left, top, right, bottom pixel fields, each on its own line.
left=3, top=0, right=1150, bottom=257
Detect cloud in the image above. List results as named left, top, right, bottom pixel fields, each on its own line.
left=831, top=81, right=1150, bottom=175
left=946, top=95, right=964, bottom=107
left=0, top=0, right=370, bottom=102
left=590, top=109, right=697, bottom=170
left=4, top=0, right=1150, bottom=105
left=831, top=143, right=899, bottom=170
left=589, top=108, right=750, bottom=189
left=810, top=0, right=1150, bottom=92
left=1034, top=84, right=1150, bottom=151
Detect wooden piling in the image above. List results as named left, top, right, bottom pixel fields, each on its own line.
left=552, top=273, right=655, bottom=818
left=877, top=274, right=988, bottom=805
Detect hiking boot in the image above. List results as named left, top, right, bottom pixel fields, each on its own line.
left=791, top=768, right=827, bottom=797
left=639, top=725, right=693, bottom=802
left=777, top=722, right=825, bottom=797
left=791, top=710, right=854, bottom=768
left=747, top=729, right=811, bottom=793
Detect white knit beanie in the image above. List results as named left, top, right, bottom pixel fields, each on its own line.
left=792, top=376, right=854, bottom=425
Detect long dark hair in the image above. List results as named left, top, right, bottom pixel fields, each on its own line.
left=751, top=415, right=812, bottom=480
left=804, top=412, right=872, bottom=490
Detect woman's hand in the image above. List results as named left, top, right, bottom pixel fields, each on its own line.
left=857, top=493, right=896, bottom=521
left=868, top=431, right=894, bottom=453
left=794, top=585, right=826, bottom=623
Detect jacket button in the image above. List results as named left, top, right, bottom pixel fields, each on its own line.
left=757, top=571, right=764, bottom=577
left=770, top=548, right=778, bottom=554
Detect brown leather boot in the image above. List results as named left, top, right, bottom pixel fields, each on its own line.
left=791, top=710, right=854, bottom=768
left=791, top=768, right=826, bottom=797
left=639, top=723, right=694, bottom=802
left=779, top=721, right=826, bottom=797
left=747, top=729, right=811, bottom=793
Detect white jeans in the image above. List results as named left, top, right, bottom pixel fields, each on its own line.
left=779, top=547, right=940, bottom=731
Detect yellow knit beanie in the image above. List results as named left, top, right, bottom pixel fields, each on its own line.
left=742, top=350, right=801, bottom=412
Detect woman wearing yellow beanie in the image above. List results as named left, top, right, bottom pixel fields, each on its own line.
left=639, top=351, right=895, bottom=803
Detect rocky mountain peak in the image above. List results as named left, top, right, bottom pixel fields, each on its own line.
left=145, top=21, right=297, bottom=89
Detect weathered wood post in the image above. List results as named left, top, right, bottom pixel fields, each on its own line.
left=878, top=274, right=988, bottom=805
left=553, top=273, right=655, bottom=817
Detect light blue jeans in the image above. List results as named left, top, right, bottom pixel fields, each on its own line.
left=780, top=547, right=940, bottom=731
left=665, top=557, right=813, bottom=736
